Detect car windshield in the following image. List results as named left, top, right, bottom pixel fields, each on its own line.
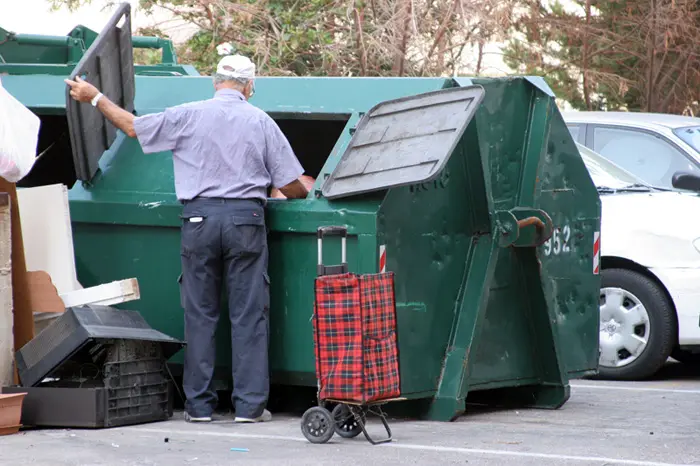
left=674, top=125, right=700, bottom=154
left=576, top=143, right=649, bottom=190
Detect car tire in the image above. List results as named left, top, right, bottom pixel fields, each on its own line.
left=597, top=268, right=676, bottom=380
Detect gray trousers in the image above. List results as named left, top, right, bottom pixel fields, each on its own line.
left=178, top=197, right=270, bottom=419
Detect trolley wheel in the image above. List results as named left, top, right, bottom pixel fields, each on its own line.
left=301, top=407, right=335, bottom=444
left=332, top=404, right=363, bottom=438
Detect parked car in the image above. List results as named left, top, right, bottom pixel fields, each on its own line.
left=576, top=143, right=700, bottom=380
left=564, top=111, right=700, bottom=190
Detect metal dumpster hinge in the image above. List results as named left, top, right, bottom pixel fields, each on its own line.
left=494, top=208, right=553, bottom=248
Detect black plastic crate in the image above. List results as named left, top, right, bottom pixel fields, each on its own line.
left=3, top=339, right=177, bottom=428
left=103, top=357, right=171, bottom=427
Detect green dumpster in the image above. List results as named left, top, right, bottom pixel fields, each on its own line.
left=1, top=4, right=601, bottom=421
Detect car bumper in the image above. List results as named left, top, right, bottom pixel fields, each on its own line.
left=649, top=267, right=700, bottom=345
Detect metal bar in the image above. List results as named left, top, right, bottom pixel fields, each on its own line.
left=132, top=36, right=164, bottom=49
left=317, top=238, right=323, bottom=265
left=132, top=36, right=177, bottom=64
left=14, top=34, right=72, bottom=47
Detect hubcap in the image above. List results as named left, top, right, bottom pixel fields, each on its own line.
left=307, top=413, right=328, bottom=437
left=599, top=287, right=650, bottom=368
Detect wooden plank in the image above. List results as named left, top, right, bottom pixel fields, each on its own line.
left=0, top=180, right=34, bottom=379
left=0, top=193, right=13, bottom=386
left=59, top=278, right=140, bottom=308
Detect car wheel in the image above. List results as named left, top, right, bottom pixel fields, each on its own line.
left=598, top=268, right=676, bottom=380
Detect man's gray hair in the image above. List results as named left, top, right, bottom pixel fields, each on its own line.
left=213, top=73, right=250, bottom=87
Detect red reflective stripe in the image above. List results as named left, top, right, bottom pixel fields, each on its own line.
left=379, top=245, right=386, bottom=273
left=593, top=232, right=600, bottom=275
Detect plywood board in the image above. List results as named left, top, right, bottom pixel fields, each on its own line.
left=16, top=184, right=82, bottom=295
left=0, top=193, right=13, bottom=386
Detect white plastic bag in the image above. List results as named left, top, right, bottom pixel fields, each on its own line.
left=0, top=79, right=40, bottom=183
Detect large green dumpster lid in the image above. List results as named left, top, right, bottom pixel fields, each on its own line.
left=321, top=85, right=485, bottom=199
left=66, top=2, right=135, bottom=181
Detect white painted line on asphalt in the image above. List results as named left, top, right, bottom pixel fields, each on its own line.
left=388, top=443, right=698, bottom=466
left=572, top=383, right=700, bottom=394
left=134, top=426, right=304, bottom=442
left=130, top=427, right=699, bottom=466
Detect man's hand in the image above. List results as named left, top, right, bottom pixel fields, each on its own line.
left=62, top=76, right=137, bottom=138
left=64, top=76, right=100, bottom=103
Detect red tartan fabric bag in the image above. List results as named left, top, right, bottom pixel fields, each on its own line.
left=312, top=271, right=400, bottom=404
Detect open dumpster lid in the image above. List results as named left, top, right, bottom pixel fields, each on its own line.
left=321, top=85, right=485, bottom=200
left=66, top=2, right=135, bottom=181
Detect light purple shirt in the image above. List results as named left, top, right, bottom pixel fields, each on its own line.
left=132, top=89, right=305, bottom=202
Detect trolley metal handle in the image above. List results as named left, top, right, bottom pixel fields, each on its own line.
left=317, top=226, right=348, bottom=276
left=317, top=226, right=348, bottom=239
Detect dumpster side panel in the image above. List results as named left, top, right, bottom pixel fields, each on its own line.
left=468, top=248, right=541, bottom=385
left=536, top=111, right=602, bottom=375
left=466, top=80, right=544, bottom=386
left=467, top=78, right=601, bottom=384
left=377, top=138, right=476, bottom=396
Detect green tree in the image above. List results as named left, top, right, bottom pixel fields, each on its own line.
left=504, top=0, right=700, bottom=114
left=50, top=0, right=514, bottom=77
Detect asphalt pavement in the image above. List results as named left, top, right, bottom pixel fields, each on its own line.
left=2, top=361, right=700, bottom=466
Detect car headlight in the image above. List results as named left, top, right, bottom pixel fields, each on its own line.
left=693, top=237, right=700, bottom=254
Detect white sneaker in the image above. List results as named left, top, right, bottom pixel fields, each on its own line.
left=235, top=409, right=272, bottom=423
left=184, top=411, right=212, bottom=423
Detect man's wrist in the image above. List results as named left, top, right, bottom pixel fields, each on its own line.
left=91, top=92, right=103, bottom=107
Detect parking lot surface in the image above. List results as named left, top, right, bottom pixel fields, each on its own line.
left=2, top=362, right=699, bottom=466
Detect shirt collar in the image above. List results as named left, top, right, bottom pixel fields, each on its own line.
left=215, top=88, right=245, bottom=101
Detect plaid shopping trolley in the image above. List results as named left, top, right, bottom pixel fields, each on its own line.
left=300, top=226, right=401, bottom=445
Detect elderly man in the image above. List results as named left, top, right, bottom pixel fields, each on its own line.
left=65, top=55, right=309, bottom=424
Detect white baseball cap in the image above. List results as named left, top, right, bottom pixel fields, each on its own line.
left=216, top=54, right=256, bottom=79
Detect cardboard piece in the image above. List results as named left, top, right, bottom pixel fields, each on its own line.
left=0, top=193, right=13, bottom=387
left=27, top=271, right=65, bottom=337
left=27, top=271, right=64, bottom=315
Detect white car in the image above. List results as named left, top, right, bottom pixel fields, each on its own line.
left=578, top=143, right=700, bottom=380
left=564, top=111, right=700, bottom=190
